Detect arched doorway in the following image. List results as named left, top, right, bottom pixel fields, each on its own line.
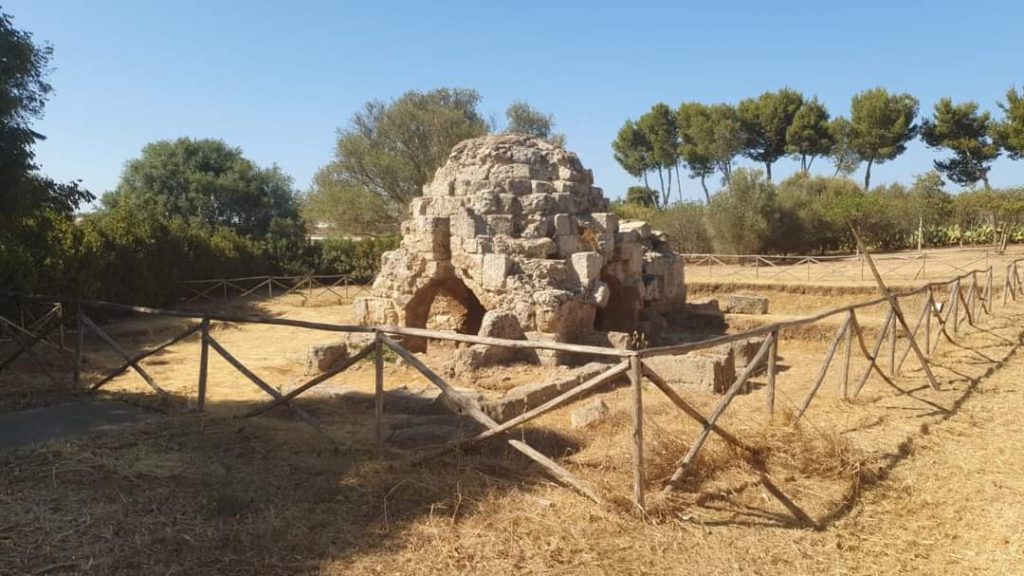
left=403, top=276, right=486, bottom=351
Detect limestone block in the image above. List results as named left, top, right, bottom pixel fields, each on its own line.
left=571, top=251, right=604, bottom=285
left=520, top=193, right=555, bottom=214
left=409, top=197, right=432, bottom=216
left=619, top=220, right=651, bottom=240
left=354, top=297, right=400, bottom=326
left=643, top=349, right=736, bottom=394
left=521, top=217, right=550, bottom=239
left=553, top=213, right=574, bottom=235
left=724, top=294, right=769, bottom=315
left=571, top=399, right=609, bottom=429
left=489, top=163, right=532, bottom=180
left=506, top=179, right=533, bottom=196
left=556, top=234, right=582, bottom=257
left=482, top=254, right=511, bottom=290
left=305, top=340, right=349, bottom=375
left=532, top=180, right=556, bottom=195
left=470, top=190, right=502, bottom=214
left=511, top=237, right=557, bottom=259
left=485, top=214, right=514, bottom=236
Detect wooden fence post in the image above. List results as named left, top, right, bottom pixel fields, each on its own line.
left=889, top=310, right=897, bottom=377
left=767, top=328, right=778, bottom=417
left=842, top=310, right=853, bottom=398
left=924, top=291, right=932, bottom=355
left=197, top=317, right=210, bottom=412
left=629, top=355, right=645, bottom=512
left=374, top=331, right=384, bottom=446
left=952, top=279, right=961, bottom=334
left=74, top=308, right=84, bottom=386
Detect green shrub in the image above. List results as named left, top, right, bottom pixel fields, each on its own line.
left=705, top=168, right=776, bottom=254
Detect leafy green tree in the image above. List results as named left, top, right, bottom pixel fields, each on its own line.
left=920, top=98, right=999, bottom=188
left=848, top=88, right=919, bottom=190
left=704, top=168, right=777, bottom=253
left=612, top=119, right=654, bottom=192
left=736, top=88, right=804, bottom=182
left=104, top=138, right=299, bottom=239
left=774, top=173, right=862, bottom=253
left=624, top=185, right=658, bottom=208
left=504, top=100, right=564, bottom=145
left=638, top=103, right=682, bottom=207
left=676, top=103, right=743, bottom=202
left=827, top=117, right=861, bottom=176
left=992, top=86, right=1024, bottom=160
left=310, top=88, right=489, bottom=234
left=0, top=9, right=91, bottom=296
left=785, top=97, right=834, bottom=172
left=303, top=170, right=395, bottom=238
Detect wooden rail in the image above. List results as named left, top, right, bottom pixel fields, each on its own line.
left=178, top=274, right=373, bottom=305
left=1, top=259, right=1018, bottom=518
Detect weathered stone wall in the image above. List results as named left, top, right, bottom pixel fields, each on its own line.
left=354, top=134, right=686, bottom=358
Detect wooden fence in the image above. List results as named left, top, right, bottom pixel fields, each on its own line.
left=683, top=249, right=1011, bottom=283
left=178, top=274, right=372, bottom=304
left=2, top=258, right=1021, bottom=519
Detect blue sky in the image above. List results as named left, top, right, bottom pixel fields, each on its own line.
left=6, top=0, right=1024, bottom=207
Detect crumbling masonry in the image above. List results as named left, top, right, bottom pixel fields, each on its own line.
left=354, top=134, right=685, bottom=366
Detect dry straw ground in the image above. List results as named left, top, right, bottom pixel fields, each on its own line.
left=1, top=250, right=1023, bottom=574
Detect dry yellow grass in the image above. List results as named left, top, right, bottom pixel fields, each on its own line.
left=1, top=257, right=1023, bottom=574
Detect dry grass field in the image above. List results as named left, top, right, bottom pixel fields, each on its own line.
left=1, top=252, right=1023, bottom=574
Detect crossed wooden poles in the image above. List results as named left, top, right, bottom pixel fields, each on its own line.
left=1, top=258, right=1010, bottom=518
left=179, top=274, right=370, bottom=305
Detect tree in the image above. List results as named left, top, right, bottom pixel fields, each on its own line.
left=624, top=185, right=658, bottom=208
left=704, top=168, right=777, bottom=253
left=676, top=103, right=743, bottom=202
left=920, top=98, right=999, bottom=188
left=848, top=88, right=919, bottom=190
left=0, top=10, right=90, bottom=221
left=104, top=138, right=299, bottom=239
left=736, top=88, right=804, bottom=182
left=0, top=9, right=91, bottom=295
left=311, top=88, right=489, bottom=234
left=785, top=97, right=834, bottom=172
left=504, top=100, right=564, bottom=145
left=827, top=116, right=861, bottom=176
left=612, top=119, right=654, bottom=191
left=992, top=86, right=1024, bottom=160
left=638, top=103, right=682, bottom=207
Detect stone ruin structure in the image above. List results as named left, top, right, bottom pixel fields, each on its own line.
left=354, top=134, right=686, bottom=367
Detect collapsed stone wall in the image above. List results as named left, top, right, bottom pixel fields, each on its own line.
left=354, top=133, right=685, bottom=363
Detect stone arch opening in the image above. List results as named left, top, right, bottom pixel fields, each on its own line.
left=594, top=272, right=643, bottom=332
left=404, top=275, right=486, bottom=351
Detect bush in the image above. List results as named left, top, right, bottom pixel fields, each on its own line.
left=705, top=169, right=776, bottom=254
left=314, top=236, right=399, bottom=281
left=650, top=202, right=712, bottom=253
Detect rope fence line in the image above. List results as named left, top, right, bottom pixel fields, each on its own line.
left=2, top=258, right=1022, bottom=520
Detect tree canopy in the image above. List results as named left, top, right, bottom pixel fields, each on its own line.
left=0, top=11, right=90, bottom=221
left=306, top=88, right=489, bottom=235
left=993, top=86, right=1024, bottom=160
left=786, top=97, right=834, bottom=172
left=848, top=88, right=919, bottom=190
left=736, top=88, right=804, bottom=182
left=104, top=138, right=298, bottom=239
left=676, top=102, right=742, bottom=201
left=920, top=98, right=999, bottom=188
left=504, top=100, right=564, bottom=145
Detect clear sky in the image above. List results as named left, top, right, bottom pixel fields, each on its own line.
left=6, top=0, right=1024, bottom=207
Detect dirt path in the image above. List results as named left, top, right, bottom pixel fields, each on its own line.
left=0, top=400, right=158, bottom=452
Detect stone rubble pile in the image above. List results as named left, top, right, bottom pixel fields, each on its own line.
left=354, top=133, right=686, bottom=367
